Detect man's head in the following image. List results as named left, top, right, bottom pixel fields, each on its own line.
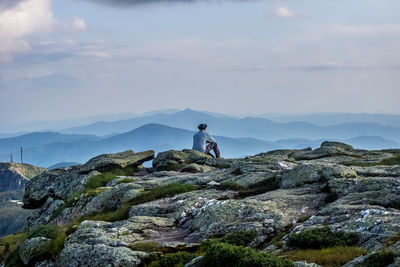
left=198, top=123, right=207, bottom=131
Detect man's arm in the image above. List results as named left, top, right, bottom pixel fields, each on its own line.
left=205, top=133, right=216, bottom=143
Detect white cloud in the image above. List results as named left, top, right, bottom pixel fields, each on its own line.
left=72, top=18, right=88, bottom=31
left=0, top=0, right=54, bottom=62
left=0, top=0, right=88, bottom=63
left=274, top=7, right=294, bottom=18
left=330, top=24, right=400, bottom=35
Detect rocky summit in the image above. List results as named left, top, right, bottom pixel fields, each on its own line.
left=2, top=143, right=400, bottom=267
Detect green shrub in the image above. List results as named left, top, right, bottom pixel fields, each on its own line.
left=199, top=241, right=293, bottom=267
left=158, top=251, right=198, bottom=267
left=287, top=227, right=359, bottom=249
left=286, top=246, right=367, bottom=267
left=222, top=230, right=258, bottom=247
left=355, top=250, right=396, bottom=267
left=28, top=224, right=59, bottom=239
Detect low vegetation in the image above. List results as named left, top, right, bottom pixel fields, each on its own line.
left=149, top=251, right=199, bottom=267
left=27, top=224, right=59, bottom=239
left=286, top=246, right=367, bottom=267
left=0, top=232, right=27, bottom=264
left=4, top=225, right=66, bottom=267
left=199, top=241, right=293, bottom=267
left=221, top=230, right=258, bottom=247
left=355, top=250, right=396, bottom=267
left=287, top=227, right=359, bottom=249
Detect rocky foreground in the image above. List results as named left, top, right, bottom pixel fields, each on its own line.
left=2, top=142, right=400, bottom=266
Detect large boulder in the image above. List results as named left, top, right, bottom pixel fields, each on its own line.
left=80, top=150, right=154, bottom=174
left=152, top=150, right=212, bottom=171
left=19, top=237, right=52, bottom=265
left=57, top=243, right=146, bottom=267
left=291, top=141, right=363, bottom=160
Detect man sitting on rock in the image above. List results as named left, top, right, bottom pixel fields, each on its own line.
left=192, top=123, right=221, bottom=158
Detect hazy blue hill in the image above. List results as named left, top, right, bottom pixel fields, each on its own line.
left=345, top=136, right=399, bottom=150
left=265, top=112, right=400, bottom=128
left=48, top=162, right=82, bottom=170
left=0, top=124, right=280, bottom=167
left=0, top=132, right=100, bottom=154
left=63, top=109, right=400, bottom=143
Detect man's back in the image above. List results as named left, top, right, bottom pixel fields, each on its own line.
left=192, top=131, right=215, bottom=153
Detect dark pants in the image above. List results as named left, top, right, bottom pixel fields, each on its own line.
left=205, top=142, right=221, bottom=158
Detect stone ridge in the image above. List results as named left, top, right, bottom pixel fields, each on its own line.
left=13, top=143, right=400, bottom=266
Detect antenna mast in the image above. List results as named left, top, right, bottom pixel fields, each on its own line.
left=20, top=145, right=23, bottom=164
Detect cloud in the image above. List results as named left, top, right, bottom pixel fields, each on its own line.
left=274, top=7, right=294, bottom=18
left=0, top=0, right=88, bottom=63
left=0, top=0, right=54, bottom=62
left=330, top=24, right=400, bottom=35
left=80, top=0, right=252, bottom=7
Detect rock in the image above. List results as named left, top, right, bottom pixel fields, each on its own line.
left=184, top=256, right=203, bottom=267
left=180, top=163, right=214, bottom=173
left=34, top=260, right=56, bottom=267
left=152, top=150, right=211, bottom=171
left=80, top=150, right=154, bottom=174
left=19, top=237, right=52, bottom=265
left=23, top=167, right=97, bottom=209
left=19, top=144, right=400, bottom=265
left=281, top=164, right=321, bottom=188
left=291, top=141, right=363, bottom=160
left=57, top=243, right=146, bottom=267
left=82, top=183, right=142, bottom=216
left=294, top=261, right=322, bottom=267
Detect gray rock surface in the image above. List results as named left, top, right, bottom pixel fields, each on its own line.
left=80, top=150, right=154, bottom=174
left=16, top=143, right=400, bottom=266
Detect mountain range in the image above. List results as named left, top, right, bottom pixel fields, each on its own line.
left=63, top=109, right=400, bottom=143
left=0, top=109, right=399, bottom=167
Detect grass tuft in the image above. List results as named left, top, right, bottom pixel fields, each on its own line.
left=28, top=224, right=59, bottom=239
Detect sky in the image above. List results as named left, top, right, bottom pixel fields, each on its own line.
left=0, top=0, right=400, bottom=126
